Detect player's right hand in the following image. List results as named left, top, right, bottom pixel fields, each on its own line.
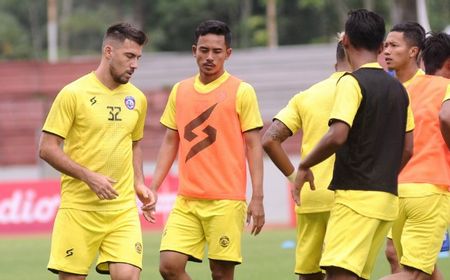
left=291, top=166, right=315, bottom=205
left=85, top=171, right=118, bottom=200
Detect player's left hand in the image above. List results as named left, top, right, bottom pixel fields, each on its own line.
left=135, top=184, right=157, bottom=223
left=247, top=197, right=265, bottom=236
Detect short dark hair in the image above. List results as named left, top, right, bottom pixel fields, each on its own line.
left=345, top=9, right=385, bottom=51
left=104, top=22, right=148, bottom=46
left=194, top=20, right=231, bottom=47
left=421, top=32, right=450, bottom=75
left=390, top=22, right=425, bottom=51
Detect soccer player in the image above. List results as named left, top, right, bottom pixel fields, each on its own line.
left=144, top=20, right=265, bottom=280
left=384, top=22, right=426, bottom=86
left=293, top=9, right=414, bottom=280
left=262, top=36, right=350, bottom=280
left=38, top=23, right=152, bottom=280
left=380, top=32, right=450, bottom=280
left=383, top=21, right=426, bottom=275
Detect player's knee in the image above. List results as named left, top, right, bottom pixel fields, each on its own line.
left=159, top=251, right=190, bottom=279
left=210, top=260, right=235, bottom=280
left=324, top=266, right=357, bottom=280
left=159, top=261, right=181, bottom=279
left=210, top=269, right=234, bottom=280
left=299, top=272, right=325, bottom=280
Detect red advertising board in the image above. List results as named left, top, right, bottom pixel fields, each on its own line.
left=0, top=175, right=179, bottom=234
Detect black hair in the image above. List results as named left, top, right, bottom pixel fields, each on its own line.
left=390, top=22, right=425, bottom=51
left=345, top=9, right=385, bottom=51
left=104, top=22, right=148, bottom=46
left=421, top=32, right=450, bottom=75
left=194, top=20, right=231, bottom=48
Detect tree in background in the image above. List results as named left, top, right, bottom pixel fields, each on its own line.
left=0, top=0, right=448, bottom=60
left=0, top=0, right=46, bottom=59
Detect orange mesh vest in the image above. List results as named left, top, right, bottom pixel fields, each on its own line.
left=399, top=75, right=450, bottom=188
left=175, top=75, right=247, bottom=200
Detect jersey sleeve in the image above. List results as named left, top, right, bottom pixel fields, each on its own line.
left=405, top=103, right=415, bottom=132
left=443, top=84, right=450, bottom=103
left=236, top=82, right=263, bottom=132
left=274, top=93, right=302, bottom=134
left=329, top=75, right=362, bottom=127
left=160, top=83, right=179, bottom=130
left=132, top=91, right=148, bottom=141
left=42, top=86, right=76, bottom=138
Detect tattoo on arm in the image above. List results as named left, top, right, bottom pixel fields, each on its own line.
left=266, top=120, right=292, bottom=143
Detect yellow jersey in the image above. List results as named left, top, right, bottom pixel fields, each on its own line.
left=275, top=72, right=347, bottom=213
left=43, top=72, right=147, bottom=211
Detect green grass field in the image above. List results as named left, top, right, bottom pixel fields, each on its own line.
left=1, top=229, right=449, bottom=279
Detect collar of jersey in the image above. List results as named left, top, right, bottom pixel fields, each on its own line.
left=403, top=69, right=425, bottom=87
left=331, top=71, right=347, bottom=79
left=194, top=71, right=230, bottom=94
left=90, top=72, right=126, bottom=94
left=360, top=62, right=383, bottom=69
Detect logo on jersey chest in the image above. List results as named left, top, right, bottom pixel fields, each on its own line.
left=90, top=97, right=97, bottom=105
left=124, top=96, right=136, bottom=110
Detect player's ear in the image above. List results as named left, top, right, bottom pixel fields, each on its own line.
left=225, top=47, right=232, bottom=60
left=409, top=46, right=419, bottom=59
left=444, top=58, right=450, bottom=73
left=342, top=34, right=350, bottom=48
left=192, top=45, right=197, bottom=57
left=104, top=44, right=113, bottom=59
left=378, top=43, right=384, bottom=55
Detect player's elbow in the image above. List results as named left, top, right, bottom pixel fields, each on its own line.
left=325, top=131, right=347, bottom=148
left=403, top=146, right=413, bottom=163
left=330, top=134, right=347, bottom=147
left=261, top=133, right=276, bottom=152
left=38, top=136, right=54, bottom=163
left=38, top=143, right=50, bottom=162
left=328, top=122, right=349, bottom=147
left=439, top=110, right=450, bottom=128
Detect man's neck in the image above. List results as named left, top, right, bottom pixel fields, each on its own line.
left=94, top=65, right=120, bottom=90
left=395, top=64, right=419, bottom=84
left=199, top=70, right=225, bottom=85
left=348, top=49, right=378, bottom=71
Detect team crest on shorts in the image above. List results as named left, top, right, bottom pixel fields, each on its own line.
left=219, top=235, right=230, bottom=248
left=135, top=242, right=142, bottom=254
left=124, top=96, right=135, bottom=110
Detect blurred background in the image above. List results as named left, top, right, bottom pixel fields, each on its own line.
left=1, top=0, right=449, bottom=59
left=0, top=0, right=449, bottom=164
left=0, top=1, right=449, bottom=278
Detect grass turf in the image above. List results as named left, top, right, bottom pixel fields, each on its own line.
left=1, top=229, right=449, bottom=279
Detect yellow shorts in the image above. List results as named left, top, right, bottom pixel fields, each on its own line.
left=391, top=193, right=450, bottom=274
left=295, top=211, right=330, bottom=275
left=160, top=196, right=246, bottom=263
left=320, top=203, right=392, bottom=279
left=47, top=207, right=143, bottom=275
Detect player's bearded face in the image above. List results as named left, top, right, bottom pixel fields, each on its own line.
left=110, top=63, right=132, bottom=84
left=109, top=39, right=142, bottom=84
